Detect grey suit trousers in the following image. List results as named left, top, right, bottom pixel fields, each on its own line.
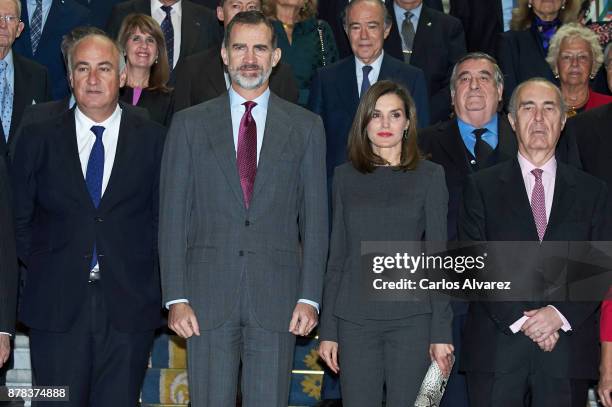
left=186, top=273, right=296, bottom=407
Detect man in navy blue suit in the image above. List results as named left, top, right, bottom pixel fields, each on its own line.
left=308, top=0, right=429, bottom=188
left=308, top=1, right=428, bottom=405
left=13, top=0, right=89, bottom=99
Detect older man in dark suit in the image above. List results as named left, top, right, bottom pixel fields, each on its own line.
left=159, top=11, right=328, bottom=407
left=384, top=0, right=466, bottom=124
left=12, top=33, right=165, bottom=406
left=13, top=0, right=89, bottom=99
left=172, top=0, right=298, bottom=111
left=0, top=0, right=50, bottom=161
left=458, top=78, right=605, bottom=406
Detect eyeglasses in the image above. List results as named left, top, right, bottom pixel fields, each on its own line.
left=0, top=15, right=20, bottom=24
left=558, top=53, right=591, bottom=64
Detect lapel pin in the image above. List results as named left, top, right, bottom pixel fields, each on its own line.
left=427, top=22, right=432, bottom=27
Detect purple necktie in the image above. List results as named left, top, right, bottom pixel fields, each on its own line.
left=530, top=169, right=547, bottom=241
left=237, top=101, right=257, bottom=208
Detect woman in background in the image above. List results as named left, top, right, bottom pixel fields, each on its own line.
left=497, top=0, right=580, bottom=102
left=264, top=0, right=338, bottom=106
left=318, top=80, right=453, bottom=407
left=118, top=14, right=174, bottom=126
left=546, top=23, right=612, bottom=116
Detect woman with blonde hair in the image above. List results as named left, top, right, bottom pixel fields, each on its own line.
left=497, top=0, right=581, bottom=102
left=263, top=0, right=338, bottom=106
left=546, top=23, right=612, bottom=116
left=117, top=13, right=174, bottom=126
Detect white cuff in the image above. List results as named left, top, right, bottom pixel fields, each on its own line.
left=298, top=299, right=319, bottom=314
left=547, top=305, right=572, bottom=332
left=165, top=299, right=189, bottom=309
left=509, top=315, right=530, bottom=333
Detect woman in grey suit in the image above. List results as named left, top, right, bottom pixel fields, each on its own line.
left=318, top=81, right=454, bottom=406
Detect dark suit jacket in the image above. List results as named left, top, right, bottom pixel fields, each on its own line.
left=0, top=53, right=51, bottom=161
left=449, top=0, right=503, bottom=56
left=458, top=159, right=606, bottom=379
left=564, top=103, right=612, bottom=237
left=106, top=0, right=221, bottom=79
left=14, top=0, right=90, bottom=100
left=173, top=46, right=299, bottom=112
left=12, top=105, right=165, bottom=333
left=308, top=54, right=430, bottom=181
left=317, top=0, right=444, bottom=59
left=120, top=87, right=174, bottom=126
left=74, top=0, right=125, bottom=28
left=419, top=114, right=517, bottom=241
left=0, top=155, right=17, bottom=335
left=384, top=2, right=466, bottom=124
left=497, top=26, right=557, bottom=104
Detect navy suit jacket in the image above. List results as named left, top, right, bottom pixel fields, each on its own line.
left=14, top=0, right=90, bottom=100
left=12, top=104, right=165, bottom=333
left=74, top=0, right=125, bottom=28
left=308, top=54, right=429, bottom=182
left=384, top=2, right=466, bottom=124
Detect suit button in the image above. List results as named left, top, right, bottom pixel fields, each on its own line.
left=245, top=220, right=250, bottom=226
left=239, top=250, right=244, bottom=256
left=95, top=217, right=103, bottom=222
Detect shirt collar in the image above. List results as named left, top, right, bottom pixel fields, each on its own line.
left=229, top=86, right=270, bottom=112
left=457, top=114, right=498, bottom=138
left=152, top=0, right=182, bottom=14
left=517, top=151, right=557, bottom=178
left=394, top=1, right=422, bottom=22
left=28, top=0, right=52, bottom=7
left=1, top=49, right=14, bottom=69
left=355, top=50, right=384, bottom=72
left=75, top=104, right=122, bottom=129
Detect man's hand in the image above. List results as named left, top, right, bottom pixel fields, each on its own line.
left=536, top=330, right=559, bottom=352
left=521, top=307, right=563, bottom=342
left=288, top=303, right=318, bottom=336
left=168, top=303, right=200, bottom=338
left=429, top=343, right=454, bottom=377
left=318, top=340, right=339, bottom=374
left=0, top=335, right=10, bottom=368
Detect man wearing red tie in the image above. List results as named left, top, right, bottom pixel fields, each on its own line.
left=459, top=78, right=606, bottom=406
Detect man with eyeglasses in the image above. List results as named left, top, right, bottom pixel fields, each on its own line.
left=0, top=0, right=49, bottom=161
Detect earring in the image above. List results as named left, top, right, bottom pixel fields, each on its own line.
left=554, top=73, right=559, bottom=79
left=561, top=2, right=565, bottom=9
left=155, top=57, right=158, bottom=64
left=589, top=74, right=595, bottom=80
left=528, top=2, right=532, bottom=8
left=403, top=128, right=409, bottom=140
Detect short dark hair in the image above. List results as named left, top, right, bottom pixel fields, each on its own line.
left=449, top=52, right=504, bottom=94
left=224, top=10, right=277, bottom=50
left=348, top=80, right=421, bottom=173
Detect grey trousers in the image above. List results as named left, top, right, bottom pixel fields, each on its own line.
left=186, top=275, right=296, bottom=407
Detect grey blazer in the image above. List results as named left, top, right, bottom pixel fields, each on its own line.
left=319, top=161, right=453, bottom=343
left=159, top=91, right=329, bottom=332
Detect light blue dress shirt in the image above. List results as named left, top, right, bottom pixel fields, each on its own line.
left=27, top=0, right=53, bottom=29
left=457, top=115, right=498, bottom=157
left=393, top=1, right=422, bottom=51
left=0, top=50, right=15, bottom=138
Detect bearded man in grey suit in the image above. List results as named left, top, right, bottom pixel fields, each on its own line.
left=159, top=10, right=328, bottom=407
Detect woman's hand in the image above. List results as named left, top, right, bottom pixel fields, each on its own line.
left=429, top=343, right=454, bottom=377
left=318, top=340, right=340, bottom=374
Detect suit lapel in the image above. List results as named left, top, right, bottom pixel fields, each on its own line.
left=411, top=6, right=433, bottom=66
left=9, top=55, right=30, bottom=141
left=336, top=58, right=359, bottom=117
left=544, top=163, right=575, bottom=240
left=57, top=110, right=96, bottom=209
left=209, top=52, right=228, bottom=97
left=437, top=119, right=472, bottom=175
left=500, top=159, right=540, bottom=240
left=250, top=93, right=291, bottom=203
left=179, top=2, right=199, bottom=59
left=17, top=0, right=33, bottom=57
left=207, top=94, right=245, bottom=208
left=38, top=0, right=62, bottom=48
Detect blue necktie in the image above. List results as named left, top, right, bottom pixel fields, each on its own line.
left=360, top=65, right=372, bottom=98
left=86, top=125, right=105, bottom=269
left=160, top=5, right=174, bottom=68
left=0, top=60, right=12, bottom=140
left=30, top=0, right=43, bottom=54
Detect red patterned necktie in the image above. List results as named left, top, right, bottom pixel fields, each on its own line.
left=530, top=168, right=547, bottom=241
left=237, top=101, right=257, bottom=208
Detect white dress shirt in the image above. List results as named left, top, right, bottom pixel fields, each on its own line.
left=166, top=87, right=319, bottom=312
left=75, top=105, right=123, bottom=271
left=509, top=153, right=571, bottom=333
left=151, top=0, right=182, bottom=69
left=355, top=51, right=384, bottom=97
